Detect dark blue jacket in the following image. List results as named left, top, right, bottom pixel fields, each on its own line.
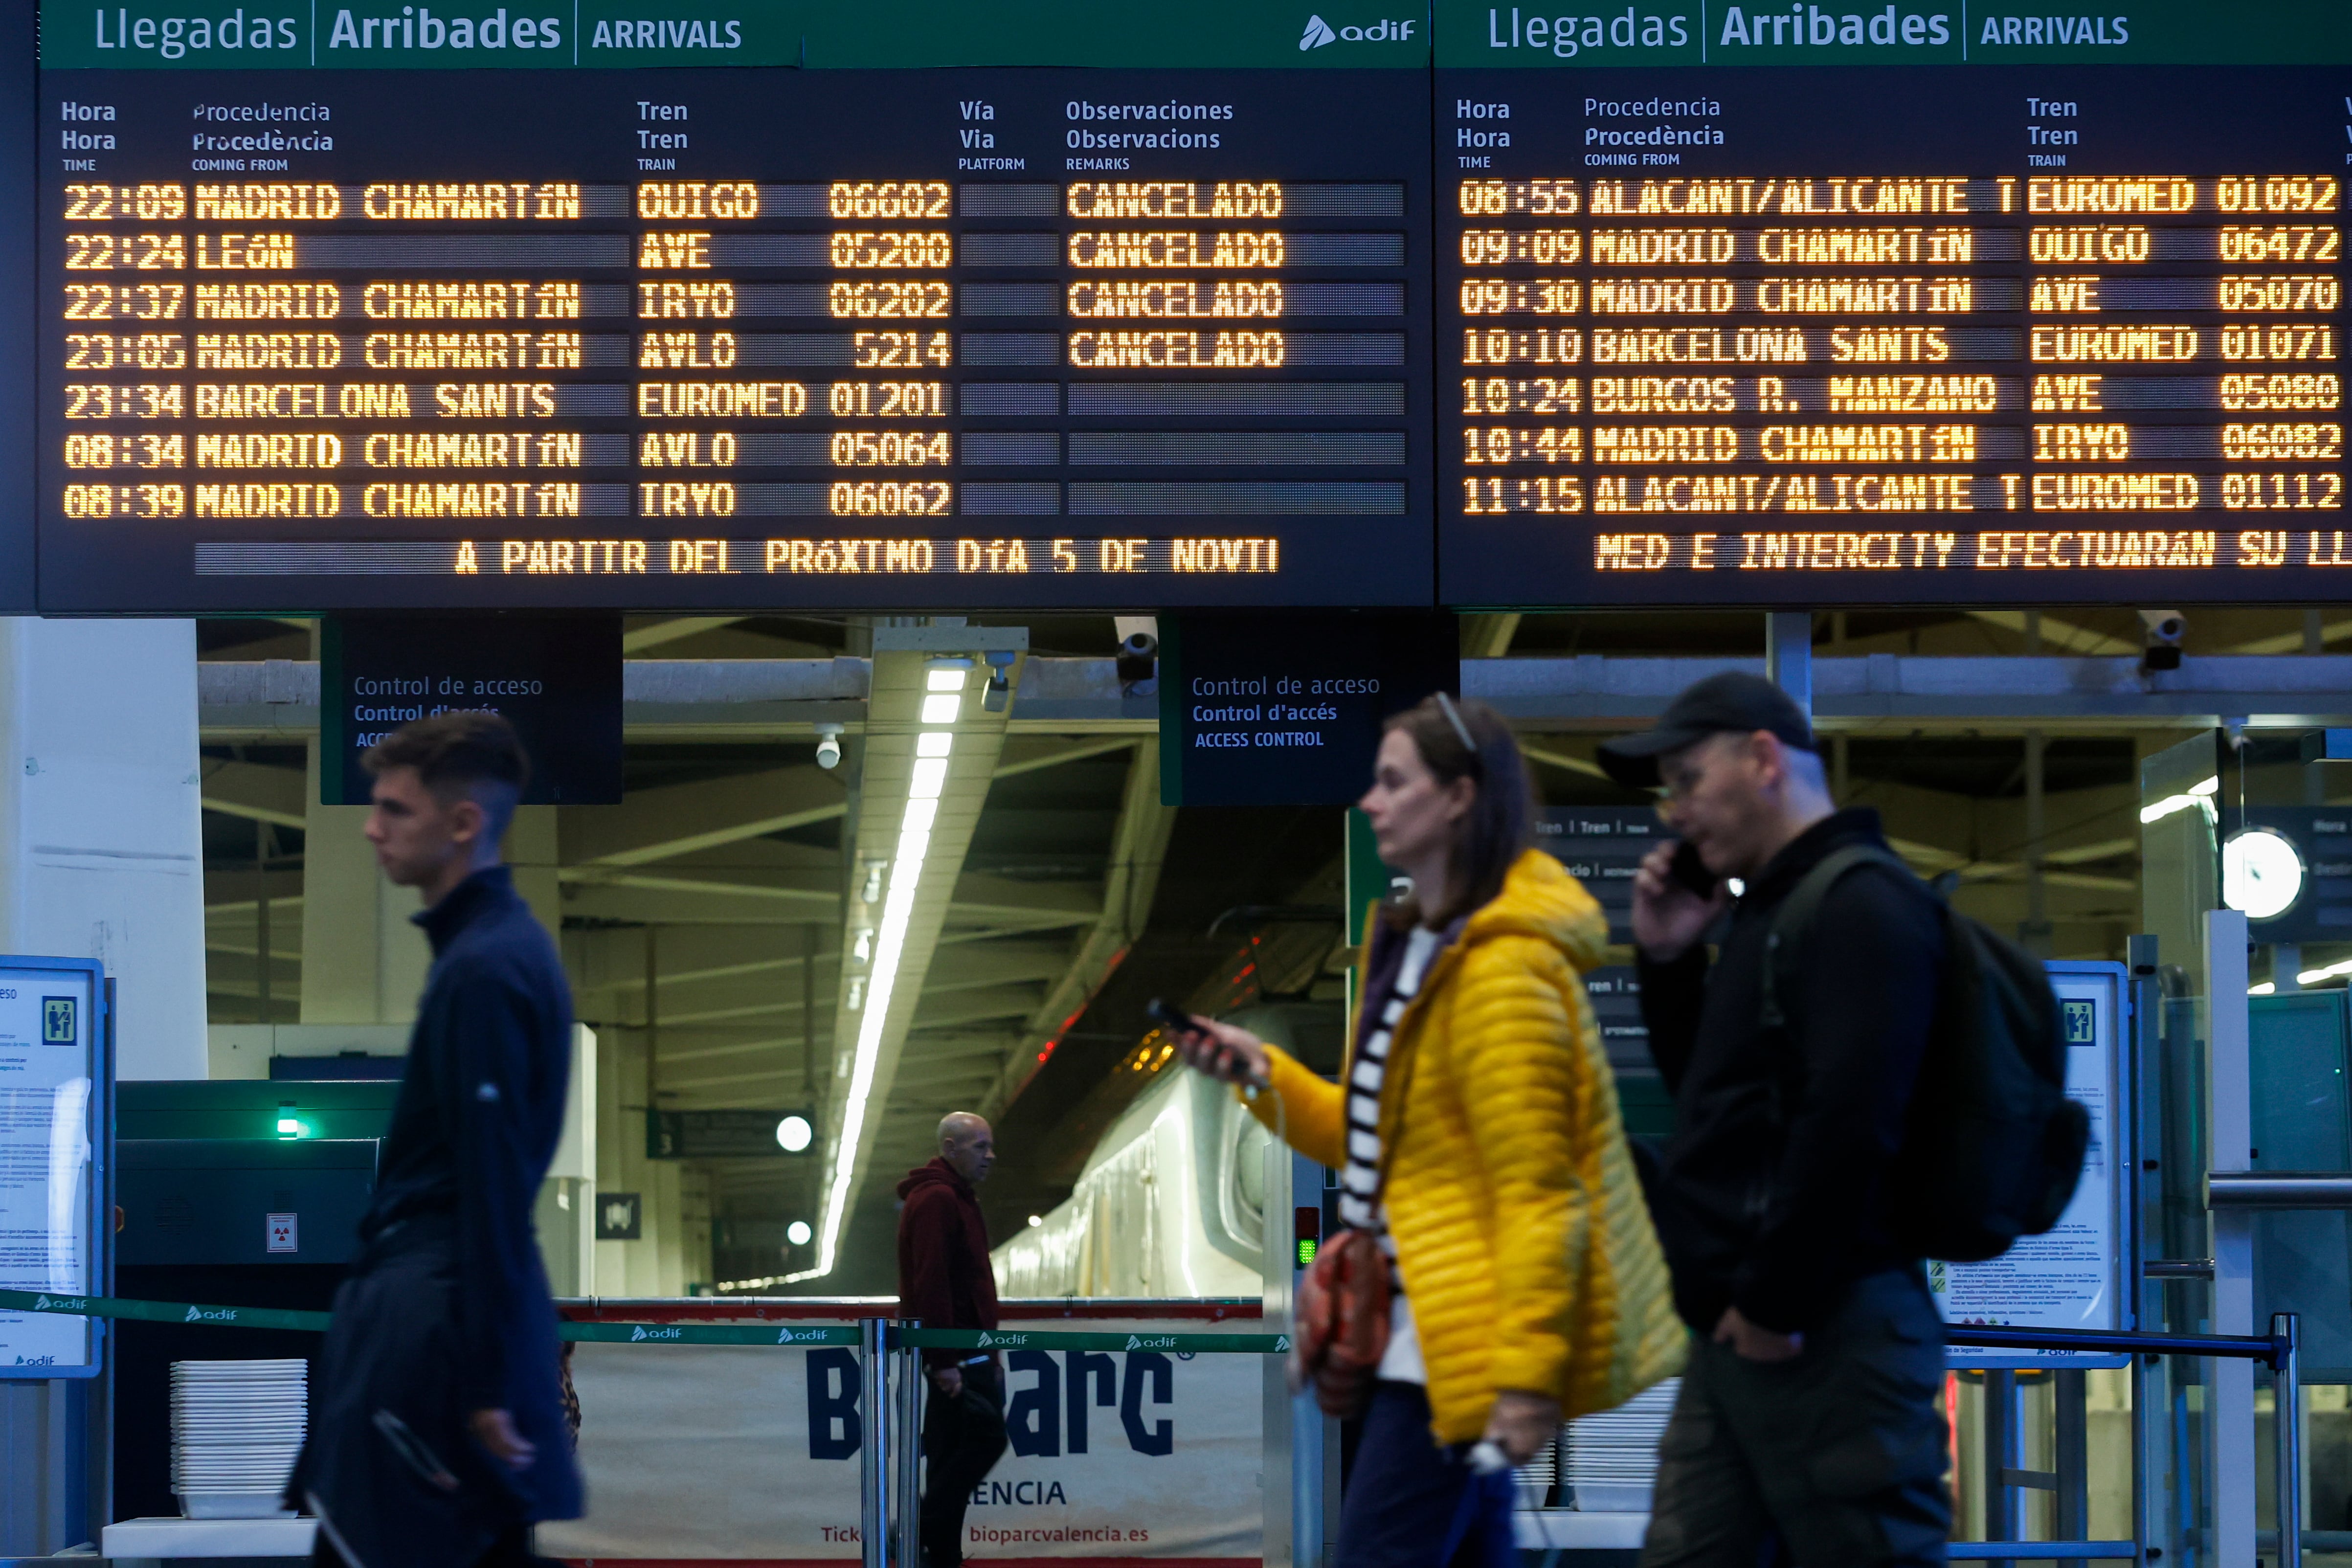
left=368, top=864, right=576, bottom=1416
left=297, top=865, right=582, bottom=1561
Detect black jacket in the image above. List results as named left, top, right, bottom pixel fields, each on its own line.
left=368, top=865, right=577, bottom=1419
left=1636, top=808, right=1942, bottom=1336
left=297, top=867, right=582, bottom=1565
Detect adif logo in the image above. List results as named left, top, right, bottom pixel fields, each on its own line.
left=628, top=1324, right=684, bottom=1342
left=775, top=1326, right=829, bottom=1344
left=1302, top=12, right=1416, bottom=45
left=1123, top=1334, right=1178, bottom=1350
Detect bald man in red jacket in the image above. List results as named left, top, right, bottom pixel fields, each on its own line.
left=896, top=1112, right=1007, bottom=1568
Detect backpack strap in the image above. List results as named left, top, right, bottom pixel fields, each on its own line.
left=1758, top=844, right=1933, bottom=1035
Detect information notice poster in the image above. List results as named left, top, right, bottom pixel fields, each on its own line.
left=0, top=958, right=107, bottom=1377
left=1935, top=960, right=2129, bottom=1368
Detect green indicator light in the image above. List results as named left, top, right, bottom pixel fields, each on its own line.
left=1297, top=1238, right=1318, bottom=1268
left=276, top=1102, right=304, bottom=1140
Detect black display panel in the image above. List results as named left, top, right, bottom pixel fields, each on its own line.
left=1436, top=58, right=2352, bottom=605
left=36, top=53, right=1433, bottom=609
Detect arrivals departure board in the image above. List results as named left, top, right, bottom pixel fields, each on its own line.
left=29, top=0, right=1433, bottom=610
left=26, top=0, right=2352, bottom=611
left=1435, top=3, right=2352, bottom=606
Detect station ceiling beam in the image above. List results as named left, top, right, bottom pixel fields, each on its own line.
left=200, top=653, right=2352, bottom=740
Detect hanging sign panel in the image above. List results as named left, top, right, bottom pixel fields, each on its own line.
left=1157, top=611, right=1459, bottom=806
left=0, top=958, right=109, bottom=1378
left=1434, top=1, right=2352, bottom=606
left=31, top=0, right=1435, bottom=612
left=319, top=612, right=622, bottom=804
left=1936, top=960, right=2130, bottom=1368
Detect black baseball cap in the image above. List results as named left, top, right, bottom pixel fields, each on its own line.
left=1596, top=672, right=1817, bottom=788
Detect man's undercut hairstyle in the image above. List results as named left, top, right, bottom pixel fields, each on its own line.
left=363, top=711, right=531, bottom=838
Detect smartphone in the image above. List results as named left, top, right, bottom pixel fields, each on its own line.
left=1145, top=997, right=1204, bottom=1036
left=1668, top=839, right=1719, bottom=898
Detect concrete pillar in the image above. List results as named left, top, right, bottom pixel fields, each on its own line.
left=593, top=1027, right=709, bottom=1297
left=298, top=772, right=558, bottom=1026
left=0, top=619, right=204, bottom=1555
left=298, top=742, right=429, bottom=1025
left=507, top=806, right=562, bottom=946
left=0, top=619, right=206, bottom=1080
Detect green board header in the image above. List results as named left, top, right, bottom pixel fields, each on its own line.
left=40, top=0, right=1435, bottom=67
left=1434, top=0, right=2352, bottom=66
left=40, top=0, right=2352, bottom=67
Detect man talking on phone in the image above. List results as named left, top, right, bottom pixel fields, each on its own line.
left=1600, top=672, right=1950, bottom=1568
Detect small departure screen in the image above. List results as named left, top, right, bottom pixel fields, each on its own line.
left=1435, top=6, right=2352, bottom=605
left=31, top=2, right=1433, bottom=610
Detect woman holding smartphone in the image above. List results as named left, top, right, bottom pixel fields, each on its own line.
left=1170, top=693, right=1683, bottom=1568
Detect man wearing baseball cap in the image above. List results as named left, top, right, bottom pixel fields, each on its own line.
left=1603, top=672, right=1952, bottom=1568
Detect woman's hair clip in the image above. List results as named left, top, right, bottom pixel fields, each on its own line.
left=1434, top=690, right=1477, bottom=753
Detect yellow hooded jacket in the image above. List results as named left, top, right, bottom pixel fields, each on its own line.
left=1247, top=848, right=1686, bottom=1443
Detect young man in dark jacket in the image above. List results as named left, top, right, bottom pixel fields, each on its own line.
left=1603, top=672, right=1949, bottom=1568
left=294, top=712, right=582, bottom=1568
left=897, top=1112, right=1007, bottom=1568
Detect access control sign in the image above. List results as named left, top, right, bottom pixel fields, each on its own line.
left=1157, top=612, right=1458, bottom=806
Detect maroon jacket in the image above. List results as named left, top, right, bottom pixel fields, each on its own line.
left=896, top=1157, right=999, bottom=1369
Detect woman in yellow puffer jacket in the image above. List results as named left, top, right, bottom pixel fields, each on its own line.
left=1173, top=693, right=1684, bottom=1568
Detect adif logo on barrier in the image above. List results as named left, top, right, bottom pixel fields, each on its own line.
left=1300, top=11, right=1416, bottom=46
left=628, top=1324, right=684, bottom=1342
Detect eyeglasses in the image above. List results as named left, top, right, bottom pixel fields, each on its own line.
left=1655, top=760, right=1711, bottom=804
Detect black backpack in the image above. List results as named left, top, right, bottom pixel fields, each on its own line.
left=1761, top=845, right=2090, bottom=1264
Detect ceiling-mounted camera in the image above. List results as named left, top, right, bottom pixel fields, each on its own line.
left=2138, top=609, right=2186, bottom=673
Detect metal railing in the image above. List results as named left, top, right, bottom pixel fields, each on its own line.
left=1942, top=1316, right=2301, bottom=1565
left=0, top=1289, right=2301, bottom=1564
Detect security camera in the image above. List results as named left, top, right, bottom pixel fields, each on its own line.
left=814, top=723, right=844, bottom=769
left=982, top=650, right=1016, bottom=714
left=2139, top=609, right=2186, bottom=672
left=1117, top=631, right=1159, bottom=685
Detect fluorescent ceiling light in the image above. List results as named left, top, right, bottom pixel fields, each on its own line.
left=910, top=757, right=948, bottom=798
left=927, top=668, right=968, bottom=692
left=917, top=732, right=953, bottom=758
left=2250, top=982, right=2277, bottom=995
left=798, top=773, right=939, bottom=1281
left=920, top=693, right=962, bottom=724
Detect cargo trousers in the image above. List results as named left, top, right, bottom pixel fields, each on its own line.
left=1638, top=1269, right=1951, bottom=1568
